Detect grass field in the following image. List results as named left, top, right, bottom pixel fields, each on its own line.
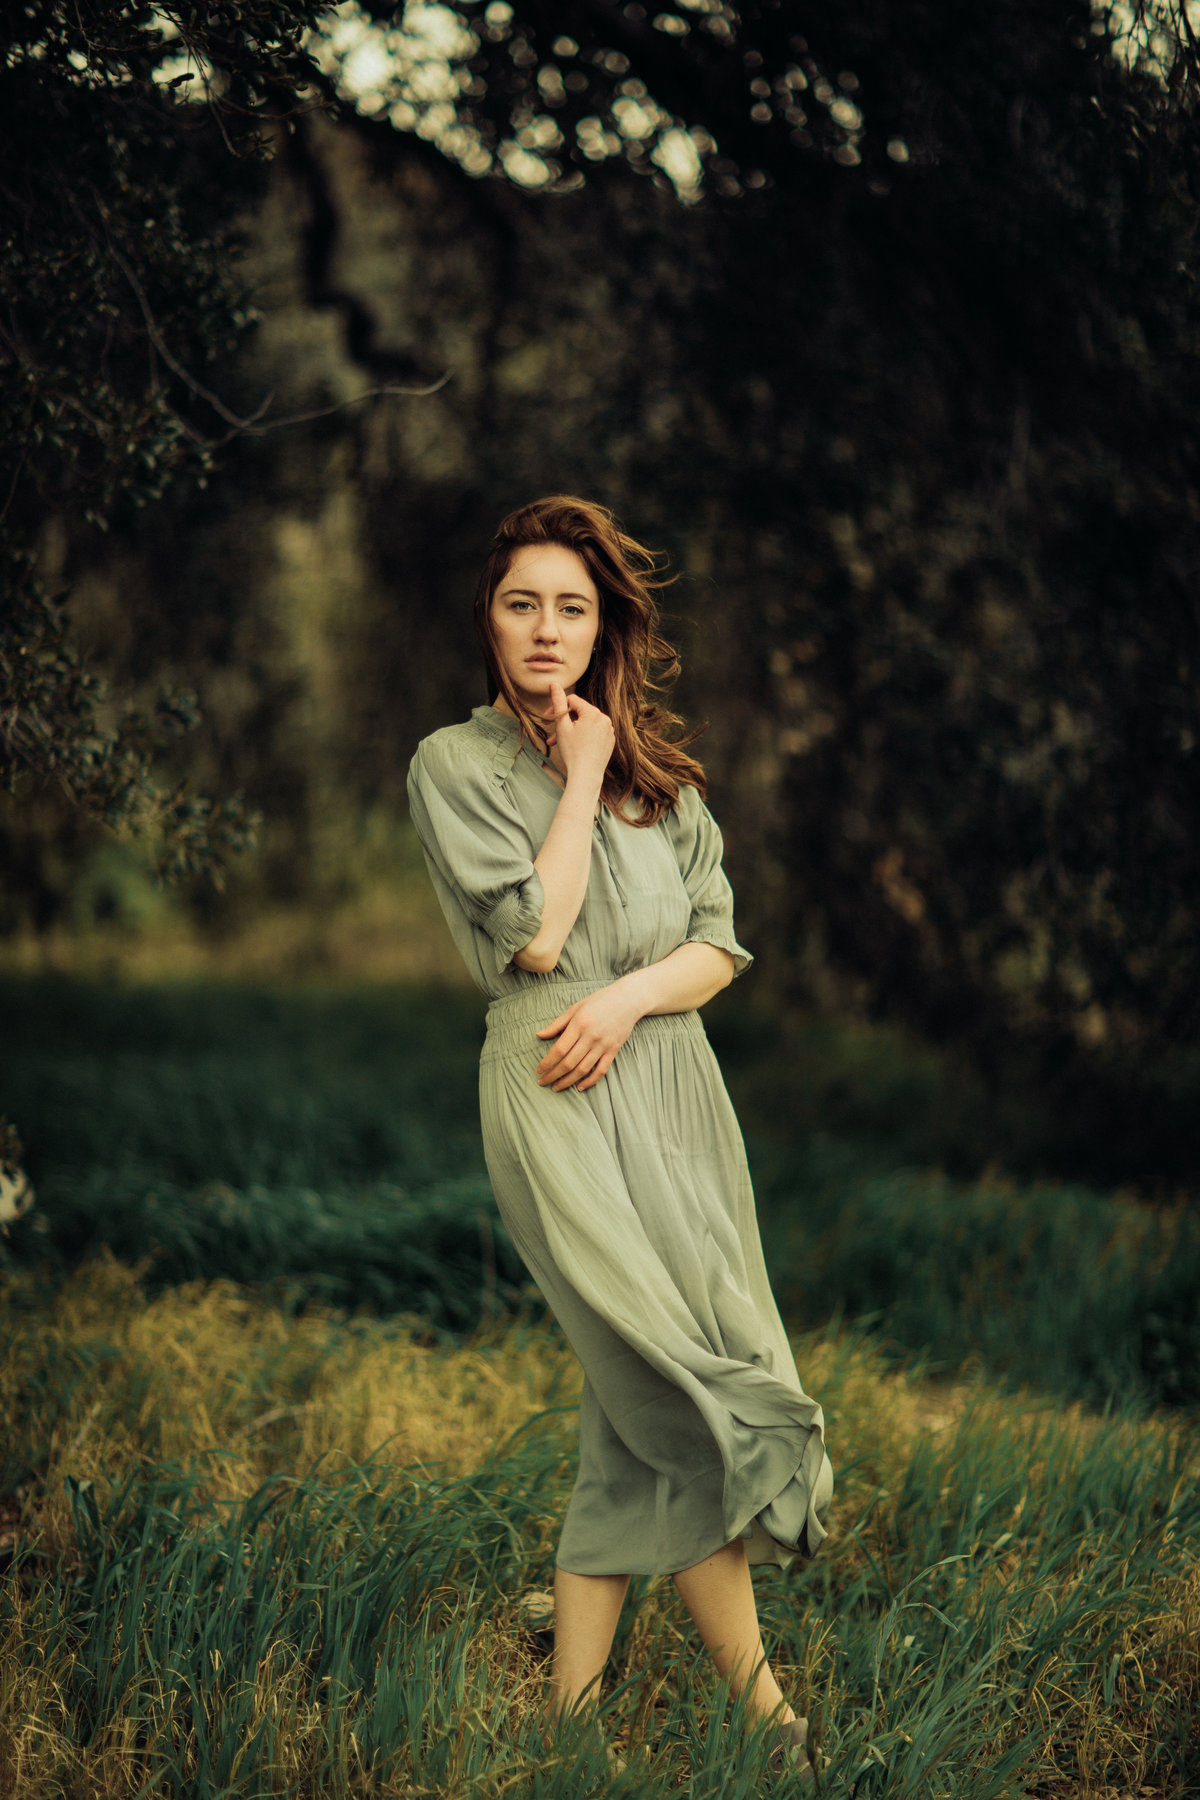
left=1, top=973, right=1198, bottom=1796
left=3, top=975, right=1198, bottom=1406
left=3, top=1265, right=1197, bottom=1798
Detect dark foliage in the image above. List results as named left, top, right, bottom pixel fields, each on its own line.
left=423, top=0, right=1200, bottom=1081
left=0, top=1, right=328, bottom=881
left=3, top=1, right=1199, bottom=1175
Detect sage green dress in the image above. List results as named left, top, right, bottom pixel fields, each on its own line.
left=407, top=704, right=832, bottom=1577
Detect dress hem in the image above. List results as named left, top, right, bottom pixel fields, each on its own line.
left=553, top=1439, right=831, bottom=1580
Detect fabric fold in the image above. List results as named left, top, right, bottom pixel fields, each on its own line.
left=683, top=924, right=754, bottom=977
left=483, top=871, right=546, bottom=974
left=480, top=980, right=832, bottom=1576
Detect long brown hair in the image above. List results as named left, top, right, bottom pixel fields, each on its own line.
left=473, top=495, right=706, bottom=826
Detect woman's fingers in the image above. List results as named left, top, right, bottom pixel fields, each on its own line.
left=533, top=996, right=628, bottom=1091
left=534, top=995, right=594, bottom=1041
left=542, top=1037, right=614, bottom=1090
left=538, top=1029, right=601, bottom=1088
left=541, top=678, right=609, bottom=727
left=547, top=678, right=571, bottom=721
left=552, top=1044, right=605, bottom=1092
left=575, top=1054, right=613, bottom=1094
left=541, top=1042, right=611, bottom=1091
left=536, top=1019, right=582, bottom=1081
left=543, top=681, right=611, bottom=733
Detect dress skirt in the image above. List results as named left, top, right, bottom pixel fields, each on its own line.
left=480, top=978, right=833, bottom=1578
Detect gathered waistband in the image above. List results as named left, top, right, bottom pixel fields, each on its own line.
left=482, top=978, right=706, bottom=1061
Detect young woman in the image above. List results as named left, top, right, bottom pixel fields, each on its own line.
left=406, top=496, right=833, bottom=1774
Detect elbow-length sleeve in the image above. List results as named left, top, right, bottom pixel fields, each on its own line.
left=667, top=781, right=754, bottom=978
left=407, top=732, right=545, bottom=976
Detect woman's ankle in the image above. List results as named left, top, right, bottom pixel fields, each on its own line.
left=744, top=1693, right=797, bottom=1728
left=540, top=1697, right=603, bottom=1755
left=544, top=1695, right=599, bottom=1731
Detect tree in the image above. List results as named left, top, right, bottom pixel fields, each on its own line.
left=452, top=3, right=1200, bottom=1058
left=0, top=1, right=329, bottom=881
left=318, top=0, right=1200, bottom=1166
left=6, top=0, right=1199, bottom=1175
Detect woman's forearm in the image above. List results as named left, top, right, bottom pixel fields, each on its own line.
left=513, top=773, right=603, bottom=972
left=611, top=941, right=735, bottom=1017
left=531, top=940, right=736, bottom=1093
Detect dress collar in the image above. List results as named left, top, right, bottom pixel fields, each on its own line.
left=470, top=702, right=539, bottom=780
left=471, top=702, right=635, bottom=818
left=469, top=703, right=521, bottom=744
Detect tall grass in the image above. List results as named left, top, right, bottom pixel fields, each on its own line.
left=758, top=1140, right=1200, bottom=1409
left=2, top=1263, right=1198, bottom=1798
left=3, top=974, right=1199, bottom=1406
left=0, top=976, right=522, bottom=1329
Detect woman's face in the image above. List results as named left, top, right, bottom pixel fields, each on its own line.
left=489, top=543, right=601, bottom=713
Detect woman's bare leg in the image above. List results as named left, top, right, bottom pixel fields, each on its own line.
left=549, top=1566, right=632, bottom=1721
left=671, top=1539, right=795, bottom=1724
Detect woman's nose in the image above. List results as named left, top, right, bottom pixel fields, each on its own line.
left=533, top=610, right=560, bottom=639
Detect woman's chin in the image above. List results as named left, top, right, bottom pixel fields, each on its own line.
left=509, top=672, right=575, bottom=707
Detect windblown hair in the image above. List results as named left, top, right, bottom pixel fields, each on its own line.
left=474, top=495, right=706, bottom=826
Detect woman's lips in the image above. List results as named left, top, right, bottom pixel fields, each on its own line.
left=526, top=657, right=562, bottom=665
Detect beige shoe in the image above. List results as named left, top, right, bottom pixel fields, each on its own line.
left=768, top=1715, right=827, bottom=1783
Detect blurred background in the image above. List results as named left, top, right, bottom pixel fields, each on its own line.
left=4, top=11, right=1200, bottom=1794
left=2, top=0, right=1200, bottom=1372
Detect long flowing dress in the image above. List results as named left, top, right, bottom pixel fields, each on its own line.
left=407, top=704, right=833, bottom=1577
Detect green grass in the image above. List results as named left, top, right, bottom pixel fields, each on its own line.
left=1, top=977, right=524, bottom=1331
left=756, top=1140, right=1200, bottom=1410
left=2, top=973, right=1198, bottom=1407
left=2, top=1266, right=1197, bottom=1798
left=2, top=975, right=1199, bottom=1795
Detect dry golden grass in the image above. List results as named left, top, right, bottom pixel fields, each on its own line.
left=3, top=1259, right=1198, bottom=1799
left=0, top=889, right=471, bottom=987
left=4, top=1255, right=580, bottom=1546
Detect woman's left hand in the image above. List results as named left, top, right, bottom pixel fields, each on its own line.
left=534, top=983, right=642, bottom=1093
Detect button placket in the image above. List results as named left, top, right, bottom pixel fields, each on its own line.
left=593, top=809, right=627, bottom=908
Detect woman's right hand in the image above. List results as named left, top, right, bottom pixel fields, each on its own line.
left=543, top=679, right=614, bottom=787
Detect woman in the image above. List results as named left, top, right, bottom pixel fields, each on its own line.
left=406, top=496, right=833, bottom=1773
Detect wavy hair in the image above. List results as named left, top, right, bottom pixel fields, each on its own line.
left=473, top=496, right=706, bottom=826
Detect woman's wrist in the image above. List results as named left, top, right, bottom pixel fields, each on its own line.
left=562, top=764, right=606, bottom=803
left=608, top=966, right=655, bottom=1021
left=537, top=772, right=601, bottom=847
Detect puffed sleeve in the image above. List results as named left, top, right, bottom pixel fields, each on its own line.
left=407, top=732, right=545, bottom=975
left=666, top=781, right=754, bottom=977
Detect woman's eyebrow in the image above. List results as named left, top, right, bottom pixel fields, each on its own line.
left=499, top=586, right=596, bottom=603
